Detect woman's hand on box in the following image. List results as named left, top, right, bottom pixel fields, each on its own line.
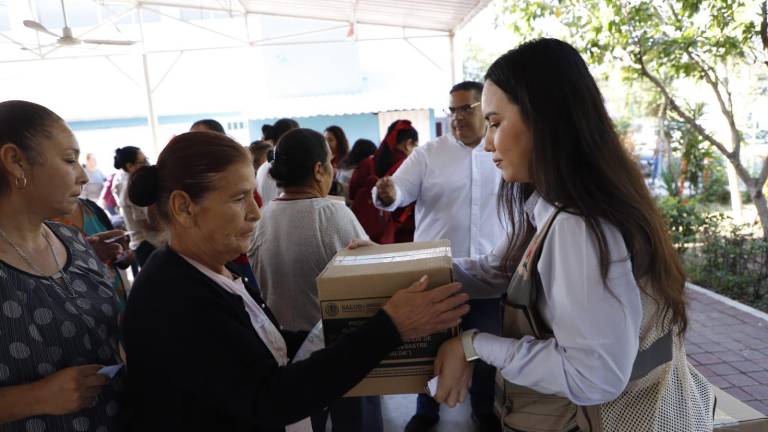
left=347, top=239, right=377, bottom=249
left=433, top=336, right=473, bottom=408
left=382, top=275, right=470, bottom=340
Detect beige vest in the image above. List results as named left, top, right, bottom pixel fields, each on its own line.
left=496, top=210, right=714, bottom=432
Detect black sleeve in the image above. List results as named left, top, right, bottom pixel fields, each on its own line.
left=281, top=330, right=309, bottom=359
left=132, top=292, right=401, bottom=429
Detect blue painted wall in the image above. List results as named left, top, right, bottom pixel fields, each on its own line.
left=249, top=113, right=381, bottom=146
left=67, top=112, right=241, bottom=131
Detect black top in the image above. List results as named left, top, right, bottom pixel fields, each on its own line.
left=0, top=222, right=124, bottom=432
left=123, top=246, right=402, bottom=432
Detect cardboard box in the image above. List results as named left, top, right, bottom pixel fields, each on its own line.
left=317, top=240, right=458, bottom=397
left=714, top=386, right=768, bottom=431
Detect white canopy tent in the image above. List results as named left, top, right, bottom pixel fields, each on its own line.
left=0, top=0, right=491, bottom=149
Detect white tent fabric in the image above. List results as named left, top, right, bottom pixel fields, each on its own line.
left=132, top=0, right=491, bottom=32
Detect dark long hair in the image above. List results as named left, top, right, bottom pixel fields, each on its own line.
left=487, top=38, right=687, bottom=333
left=114, top=146, right=141, bottom=171
left=339, top=139, right=376, bottom=169
left=324, top=125, right=349, bottom=164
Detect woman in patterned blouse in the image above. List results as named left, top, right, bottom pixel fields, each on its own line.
left=0, top=100, right=125, bottom=431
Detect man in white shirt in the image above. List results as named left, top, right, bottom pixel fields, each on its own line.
left=373, top=81, right=505, bottom=432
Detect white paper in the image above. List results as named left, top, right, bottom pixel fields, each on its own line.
left=426, top=376, right=438, bottom=397
left=285, top=417, right=313, bottom=432
left=292, top=321, right=325, bottom=363
left=98, top=364, right=124, bottom=379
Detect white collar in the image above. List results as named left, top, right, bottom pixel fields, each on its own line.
left=524, top=191, right=557, bottom=229
left=180, top=255, right=241, bottom=287
left=447, top=133, right=486, bottom=152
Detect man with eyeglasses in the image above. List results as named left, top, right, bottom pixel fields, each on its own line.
left=373, top=81, right=505, bottom=432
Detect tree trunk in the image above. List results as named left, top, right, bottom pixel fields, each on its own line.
left=727, top=164, right=744, bottom=220
left=750, top=185, right=768, bottom=238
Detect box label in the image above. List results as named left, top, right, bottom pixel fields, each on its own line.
left=322, top=297, right=456, bottom=379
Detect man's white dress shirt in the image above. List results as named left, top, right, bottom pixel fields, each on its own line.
left=372, top=133, right=506, bottom=260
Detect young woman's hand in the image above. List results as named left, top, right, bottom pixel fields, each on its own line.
left=434, top=336, right=474, bottom=408
left=382, top=276, right=470, bottom=340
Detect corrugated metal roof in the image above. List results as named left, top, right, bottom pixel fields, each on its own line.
left=135, top=0, right=491, bottom=32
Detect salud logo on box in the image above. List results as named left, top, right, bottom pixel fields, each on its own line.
left=324, top=303, right=340, bottom=317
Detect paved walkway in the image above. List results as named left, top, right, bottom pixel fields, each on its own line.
left=686, top=285, right=768, bottom=415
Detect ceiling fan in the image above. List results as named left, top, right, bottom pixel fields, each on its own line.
left=23, top=0, right=136, bottom=47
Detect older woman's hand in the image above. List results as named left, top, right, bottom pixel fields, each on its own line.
left=434, top=336, right=473, bottom=407
left=346, top=239, right=377, bottom=249
left=382, top=275, right=469, bottom=340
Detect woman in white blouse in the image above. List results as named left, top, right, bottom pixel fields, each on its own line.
left=433, top=38, right=714, bottom=432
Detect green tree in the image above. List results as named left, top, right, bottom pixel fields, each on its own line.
left=499, top=0, right=768, bottom=237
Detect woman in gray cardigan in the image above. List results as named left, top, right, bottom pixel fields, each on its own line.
left=254, top=128, right=385, bottom=432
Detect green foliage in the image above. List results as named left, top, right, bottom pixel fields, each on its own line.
left=657, top=195, right=705, bottom=253
left=497, top=0, right=758, bottom=82
left=686, top=214, right=768, bottom=311
left=463, top=41, right=498, bottom=82
left=657, top=199, right=768, bottom=312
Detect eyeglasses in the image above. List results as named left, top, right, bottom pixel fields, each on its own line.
left=443, top=101, right=481, bottom=117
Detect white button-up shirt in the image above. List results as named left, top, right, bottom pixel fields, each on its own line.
left=456, top=193, right=643, bottom=405
left=372, top=133, right=506, bottom=259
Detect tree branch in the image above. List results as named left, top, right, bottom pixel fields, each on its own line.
left=635, top=52, right=753, bottom=182
left=685, top=49, right=742, bottom=156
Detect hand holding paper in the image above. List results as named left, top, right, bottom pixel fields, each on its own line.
left=433, top=337, right=473, bottom=408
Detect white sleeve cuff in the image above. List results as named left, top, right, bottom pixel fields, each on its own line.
left=473, top=332, right=518, bottom=369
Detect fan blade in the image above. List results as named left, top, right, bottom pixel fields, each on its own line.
left=22, top=20, right=60, bottom=38
left=81, top=39, right=137, bottom=46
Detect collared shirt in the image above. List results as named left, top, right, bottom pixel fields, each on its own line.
left=457, top=193, right=643, bottom=405
left=372, top=133, right=506, bottom=259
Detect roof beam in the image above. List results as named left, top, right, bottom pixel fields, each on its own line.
left=452, top=0, right=492, bottom=32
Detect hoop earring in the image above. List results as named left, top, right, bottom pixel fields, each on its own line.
left=14, top=176, right=27, bottom=189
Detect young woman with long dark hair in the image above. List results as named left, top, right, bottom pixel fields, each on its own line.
left=434, top=38, right=713, bottom=432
